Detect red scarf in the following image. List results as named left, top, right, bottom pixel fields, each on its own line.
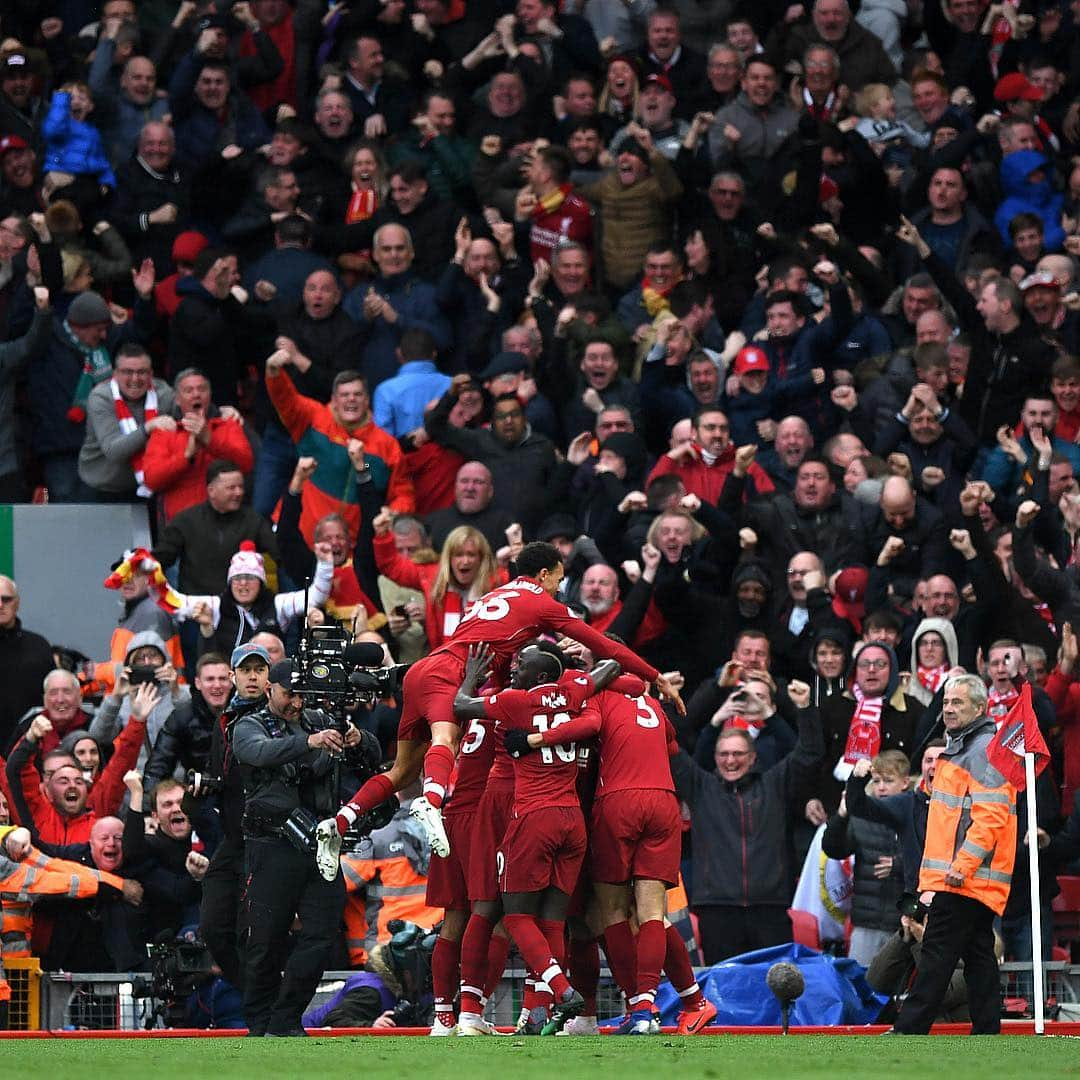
left=726, top=714, right=765, bottom=737
left=1032, top=601, right=1057, bottom=635
left=111, top=379, right=157, bottom=497
left=835, top=685, right=882, bottom=779
left=346, top=188, right=378, bottom=224
left=803, top=84, right=838, bottom=121
left=916, top=664, right=949, bottom=694
left=987, top=683, right=1019, bottom=723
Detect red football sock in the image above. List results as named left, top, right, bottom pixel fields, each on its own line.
left=484, top=930, right=513, bottom=1001
left=633, top=919, right=666, bottom=1007
left=504, top=914, right=571, bottom=999
left=538, top=919, right=566, bottom=970
left=602, top=919, right=638, bottom=1001
left=336, top=773, right=396, bottom=834
left=432, top=934, right=461, bottom=1018
left=422, top=744, right=456, bottom=808
left=568, top=936, right=600, bottom=1015
left=459, top=914, right=495, bottom=1015
left=665, top=923, right=704, bottom=1010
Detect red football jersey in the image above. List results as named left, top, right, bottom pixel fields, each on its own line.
left=484, top=672, right=597, bottom=815
left=536, top=681, right=678, bottom=795
left=447, top=712, right=497, bottom=813
left=435, top=578, right=660, bottom=686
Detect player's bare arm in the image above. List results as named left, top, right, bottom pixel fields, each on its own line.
left=453, top=642, right=494, bottom=721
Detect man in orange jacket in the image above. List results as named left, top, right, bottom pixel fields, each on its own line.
left=894, top=674, right=1017, bottom=1034
left=265, top=353, right=415, bottom=547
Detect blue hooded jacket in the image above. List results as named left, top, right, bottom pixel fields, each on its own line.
left=994, top=149, right=1065, bottom=251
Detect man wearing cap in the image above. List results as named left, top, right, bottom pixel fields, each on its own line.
left=425, top=461, right=516, bottom=553
left=476, top=350, right=558, bottom=443
left=0, top=134, right=41, bottom=215
left=113, top=121, right=192, bottom=276
left=78, top=343, right=177, bottom=503
left=994, top=72, right=1045, bottom=125
left=27, top=279, right=156, bottom=502
left=233, top=658, right=363, bottom=1036
left=0, top=52, right=45, bottom=146
left=614, top=72, right=688, bottom=161
left=198, top=642, right=271, bottom=992
left=1020, top=270, right=1078, bottom=356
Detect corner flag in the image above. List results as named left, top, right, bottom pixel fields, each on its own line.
left=986, top=683, right=1050, bottom=791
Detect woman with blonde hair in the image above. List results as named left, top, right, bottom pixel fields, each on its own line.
left=599, top=56, right=640, bottom=125
left=374, top=513, right=506, bottom=649
left=343, top=140, right=389, bottom=224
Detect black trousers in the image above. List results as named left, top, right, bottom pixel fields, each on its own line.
left=241, top=836, right=345, bottom=1036
left=695, top=904, right=792, bottom=965
left=895, top=892, right=1001, bottom=1034
left=200, top=835, right=246, bottom=990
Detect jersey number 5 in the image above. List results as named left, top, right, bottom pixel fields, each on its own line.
left=635, top=697, right=661, bottom=728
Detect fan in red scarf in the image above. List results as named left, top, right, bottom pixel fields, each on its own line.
left=914, top=627, right=951, bottom=694
left=834, top=643, right=895, bottom=781
left=986, top=640, right=1027, bottom=725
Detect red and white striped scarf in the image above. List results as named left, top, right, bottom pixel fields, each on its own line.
left=726, top=714, right=765, bottom=738
left=837, top=684, right=883, bottom=777
left=987, top=683, right=1019, bottom=724
left=111, top=379, right=157, bottom=497
left=916, top=664, right=949, bottom=694
left=1032, top=601, right=1056, bottom=636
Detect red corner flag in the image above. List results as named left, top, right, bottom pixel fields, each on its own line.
left=986, top=683, right=1050, bottom=791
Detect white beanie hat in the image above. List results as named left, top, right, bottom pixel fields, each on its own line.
left=228, top=541, right=266, bottom=583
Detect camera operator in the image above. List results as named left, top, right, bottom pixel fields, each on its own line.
left=198, top=643, right=271, bottom=993
left=233, top=659, right=366, bottom=1038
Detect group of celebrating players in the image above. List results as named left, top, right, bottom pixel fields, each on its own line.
left=314, top=541, right=717, bottom=1036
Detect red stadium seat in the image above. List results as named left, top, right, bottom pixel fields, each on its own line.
left=787, top=908, right=821, bottom=950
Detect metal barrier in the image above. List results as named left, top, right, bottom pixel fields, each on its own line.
left=9, top=962, right=1080, bottom=1031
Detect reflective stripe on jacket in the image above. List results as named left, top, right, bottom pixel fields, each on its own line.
left=918, top=716, right=1017, bottom=915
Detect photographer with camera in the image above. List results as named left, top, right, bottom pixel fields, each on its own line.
left=89, top=632, right=189, bottom=775
left=233, top=658, right=368, bottom=1037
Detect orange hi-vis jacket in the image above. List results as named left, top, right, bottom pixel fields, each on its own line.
left=1, top=829, right=124, bottom=979
left=339, top=814, right=442, bottom=966
left=918, top=715, right=1017, bottom=916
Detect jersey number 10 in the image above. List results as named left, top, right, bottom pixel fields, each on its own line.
left=531, top=712, right=576, bottom=764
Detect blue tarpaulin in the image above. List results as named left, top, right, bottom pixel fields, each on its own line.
left=650, top=943, right=888, bottom=1027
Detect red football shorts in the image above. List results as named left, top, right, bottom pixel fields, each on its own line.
left=467, top=785, right=514, bottom=902
left=498, top=806, right=586, bottom=895
left=426, top=809, right=475, bottom=909
left=590, top=789, right=681, bottom=887
left=397, top=653, right=464, bottom=743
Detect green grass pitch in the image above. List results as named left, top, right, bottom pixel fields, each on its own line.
left=5, top=1035, right=1080, bottom=1079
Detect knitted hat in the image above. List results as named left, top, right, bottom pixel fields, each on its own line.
left=228, top=541, right=266, bottom=582
left=616, top=136, right=650, bottom=165
left=172, top=230, right=209, bottom=265
left=67, top=290, right=111, bottom=326
left=599, top=432, right=647, bottom=481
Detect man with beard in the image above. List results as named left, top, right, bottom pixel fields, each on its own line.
left=121, top=774, right=209, bottom=938
left=0, top=135, right=41, bottom=215
left=0, top=53, right=45, bottom=146
left=649, top=408, right=774, bottom=503
left=144, top=652, right=233, bottom=795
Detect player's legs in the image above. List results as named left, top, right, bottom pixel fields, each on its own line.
left=629, top=878, right=667, bottom=1023
left=410, top=720, right=462, bottom=858
left=459, top=898, right=503, bottom=1020
left=594, top=881, right=637, bottom=1003
left=430, top=907, right=468, bottom=1034
left=562, top=915, right=600, bottom=1033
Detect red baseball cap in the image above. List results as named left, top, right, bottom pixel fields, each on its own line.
left=734, top=345, right=770, bottom=375
left=643, top=72, right=674, bottom=94
left=994, top=73, right=1043, bottom=102
left=0, top=134, right=29, bottom=156
left=832, top=565, right=869, bottom=626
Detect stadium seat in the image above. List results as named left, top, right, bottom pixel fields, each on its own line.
left=1052, top=876, right=1080, bottom=959
left=787, top=908, right=821, bottom=950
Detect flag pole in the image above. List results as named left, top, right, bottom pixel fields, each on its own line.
left=1025, top=750, right=1045, bottom=1035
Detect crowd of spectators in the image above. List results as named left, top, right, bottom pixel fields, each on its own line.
left=3, top=0, right=1080, bottom=1016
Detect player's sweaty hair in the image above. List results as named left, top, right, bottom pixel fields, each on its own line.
left=516, top=542, right=563, bottom=579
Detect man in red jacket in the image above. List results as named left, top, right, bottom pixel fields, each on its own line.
left=6, top=688, right=153, bottom=844
left=142, top=368, right=254, bottom=521
left=647, top=407, right=774, bottom=502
